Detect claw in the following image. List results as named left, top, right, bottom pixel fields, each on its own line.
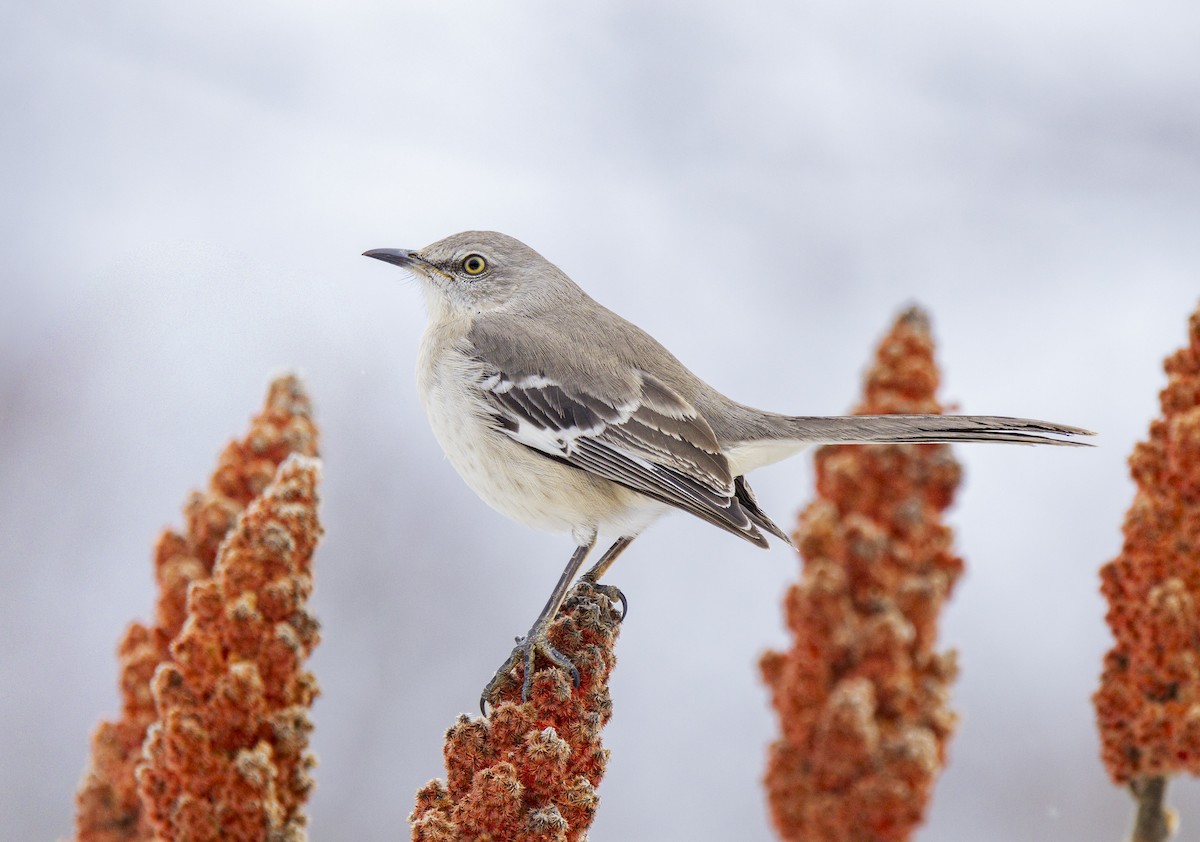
left=481, top=649, right=520, bottom=715
left=593, top=582, right=628, bottom=622
left=579, top=577, right=628, bottom=623
left=479, top=618, right=580, bottom=714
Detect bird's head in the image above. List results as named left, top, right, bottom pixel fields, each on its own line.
left=363, top=230, right=582, bottom=320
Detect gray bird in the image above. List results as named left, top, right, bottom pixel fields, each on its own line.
left=363, top=231, right=1091, bottom=709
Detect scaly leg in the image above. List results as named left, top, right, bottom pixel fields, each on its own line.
left=579, top=535, right=635, bottom=620
left=481, top=538, right=595, bottom=713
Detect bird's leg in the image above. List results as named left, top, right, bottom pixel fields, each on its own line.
left=579, top=535, right=635, bottom=621
left=481, top=538, right=595, bottom=713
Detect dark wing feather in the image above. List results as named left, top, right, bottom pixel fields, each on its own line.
left=474, top=363, right=773, bottom=547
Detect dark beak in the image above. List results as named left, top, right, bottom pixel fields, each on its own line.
left=362, top=248, right=420, bottom=268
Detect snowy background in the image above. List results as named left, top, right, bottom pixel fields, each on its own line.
left=3, top=1, right=1199, bottom=839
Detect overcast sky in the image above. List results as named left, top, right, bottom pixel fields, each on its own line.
left=3, top=2, right=1200, bottom=840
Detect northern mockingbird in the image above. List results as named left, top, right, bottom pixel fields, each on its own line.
left=364, top=231, right=1091, bottom=709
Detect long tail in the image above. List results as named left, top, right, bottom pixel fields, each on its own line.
left=780, top=414, right=1093, bottom=446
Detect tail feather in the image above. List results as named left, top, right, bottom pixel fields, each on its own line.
left=781, top=414, right=1094, bottom=446
left=734, top=475, right=792, bottom=546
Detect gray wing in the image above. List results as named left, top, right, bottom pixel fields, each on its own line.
left=467, top=325, right=786, bottom=546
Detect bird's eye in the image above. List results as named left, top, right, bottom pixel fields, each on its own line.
left=461, top=254, right=487, bottom=276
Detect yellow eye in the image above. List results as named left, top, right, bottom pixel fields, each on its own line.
left=461, top=254, right=487, bottom=276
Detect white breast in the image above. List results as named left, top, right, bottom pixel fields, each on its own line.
left=415, top=324, right=667, bottom=543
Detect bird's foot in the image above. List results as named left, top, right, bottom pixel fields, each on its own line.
left=480, top=619, right=579, bottom=714
left=578, top=577, right=628, bottom=622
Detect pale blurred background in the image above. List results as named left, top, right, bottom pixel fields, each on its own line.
left=2, top=1, right=1199, bottom=839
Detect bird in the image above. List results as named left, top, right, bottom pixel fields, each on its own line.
left=363, top=231, right=1092, bottom=710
